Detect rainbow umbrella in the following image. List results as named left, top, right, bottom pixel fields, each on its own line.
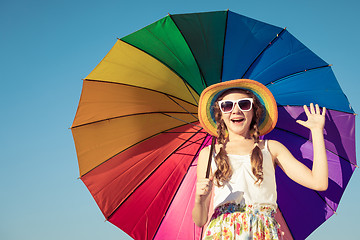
left=71, top=10, right=356, bottom=240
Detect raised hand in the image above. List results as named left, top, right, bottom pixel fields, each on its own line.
left=296, top=103, right=326, bottom=131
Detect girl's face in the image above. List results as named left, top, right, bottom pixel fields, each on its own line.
left=220, top=92, right=254, bottom=138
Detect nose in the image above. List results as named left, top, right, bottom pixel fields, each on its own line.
left=232, top=102, right=242, bottom=114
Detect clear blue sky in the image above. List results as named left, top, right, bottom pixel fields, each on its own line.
left=1, top=0, right=359, bottom=239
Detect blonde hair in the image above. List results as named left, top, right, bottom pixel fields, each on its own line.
left=213, top=89, right=264, bottom=186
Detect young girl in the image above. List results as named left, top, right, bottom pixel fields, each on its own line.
left=193, top=79, right=328, bottom=240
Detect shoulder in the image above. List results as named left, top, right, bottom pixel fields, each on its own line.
left=197, top=145, right=214, bottom=178
left=198, top=145, right=215, bottom=167
left=199, top=143, right=223, bottom=156
left=266, top=140, right=288, bottom=158
left=198, top=146, right=210, bottom=160
left=267, top=139, right=284, bottom=148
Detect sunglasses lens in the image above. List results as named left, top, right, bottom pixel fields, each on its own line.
left=220, top=101, right=234, bottom=113
left=238, top=99, right=252, bottom=111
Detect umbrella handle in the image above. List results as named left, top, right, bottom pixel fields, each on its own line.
left=205, top=137, right=216, bottom=179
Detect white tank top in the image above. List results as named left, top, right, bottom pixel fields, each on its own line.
left=211, top=140, right=277, bottom=210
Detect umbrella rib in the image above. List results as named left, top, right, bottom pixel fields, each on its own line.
left=161, top=113, right=202, bottom=130
left=152, top=135, right=211, bottom=239
left=219, top=9, right=229, bottom=83
left=83, top=79, right=198, bottom=107
left=118, top=38, right=201, bottom=102
left=176, top=135, right=207, bottom=152
left=264, top=64, right=332, bottom=86
left=163, top=131, right=203, bottom=134
left=241, top=27, right=287, bottom=79
left=166, top=95, right=199, bottom=120
left=314, top=190, right=337, bottom=214
left=142, top=27, right=191, bottom=75
left=183, top=81, right=199, bottom=105
left=107, top=128, right=205, bottom=221
left=276, top=103, right=353, bottom=115
left=168, top=14, right=208, bottom=89
left=271, top=90, right=346, bottom=103
left=79, top=122, right=199, bottom=178
left=273, top=126, right=356, bottom=167
left=271, top=88, right=340, bottom=97
left=72, top=111, right=198, bottom=129
left=139, top=28, right=200, bottom=105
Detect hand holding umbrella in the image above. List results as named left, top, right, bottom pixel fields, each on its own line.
left=195, top=178, right=213, bottom=200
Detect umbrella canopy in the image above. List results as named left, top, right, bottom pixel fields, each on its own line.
left=71, top=10, right=356, bottom=240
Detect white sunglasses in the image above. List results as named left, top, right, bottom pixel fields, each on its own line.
left=218, top=98, right=254, bottom=113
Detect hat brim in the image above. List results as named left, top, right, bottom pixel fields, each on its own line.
left=198, top=79, right=278, bottom=137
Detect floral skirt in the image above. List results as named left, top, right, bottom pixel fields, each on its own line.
left=203, top=203, right=282, bottom=240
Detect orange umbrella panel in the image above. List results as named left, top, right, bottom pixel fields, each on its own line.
left=72, top=81, right=199, bottom=176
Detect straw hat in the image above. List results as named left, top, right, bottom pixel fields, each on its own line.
left=198, top=79, right=278, bottom=137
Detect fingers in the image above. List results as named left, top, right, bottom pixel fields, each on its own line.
left=310, top=103, right=315, bottom=114
left=196, top=178, right=213, bottom=196
left=296, top=119, right=306, bottom=127
left=315, top=103, right=320, bottom=114
left=298, top=103, right=326, bottom=130
left=303, top=104, right=311, bottom=116
left=315, top=103, right=326, bottom=115
left=322, top=106, right=326, bottom=116
left=304, top=103, right=325, bottom=115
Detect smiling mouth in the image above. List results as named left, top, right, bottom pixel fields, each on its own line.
left=231, top=119, right=244, bottom=123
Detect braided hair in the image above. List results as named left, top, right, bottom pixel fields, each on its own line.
left=213, top=89, right=264, bottom=186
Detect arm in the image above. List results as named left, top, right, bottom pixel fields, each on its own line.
left=192, top=147, right=213, bottom=227
left=269, top=103, right=328, bottom=191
